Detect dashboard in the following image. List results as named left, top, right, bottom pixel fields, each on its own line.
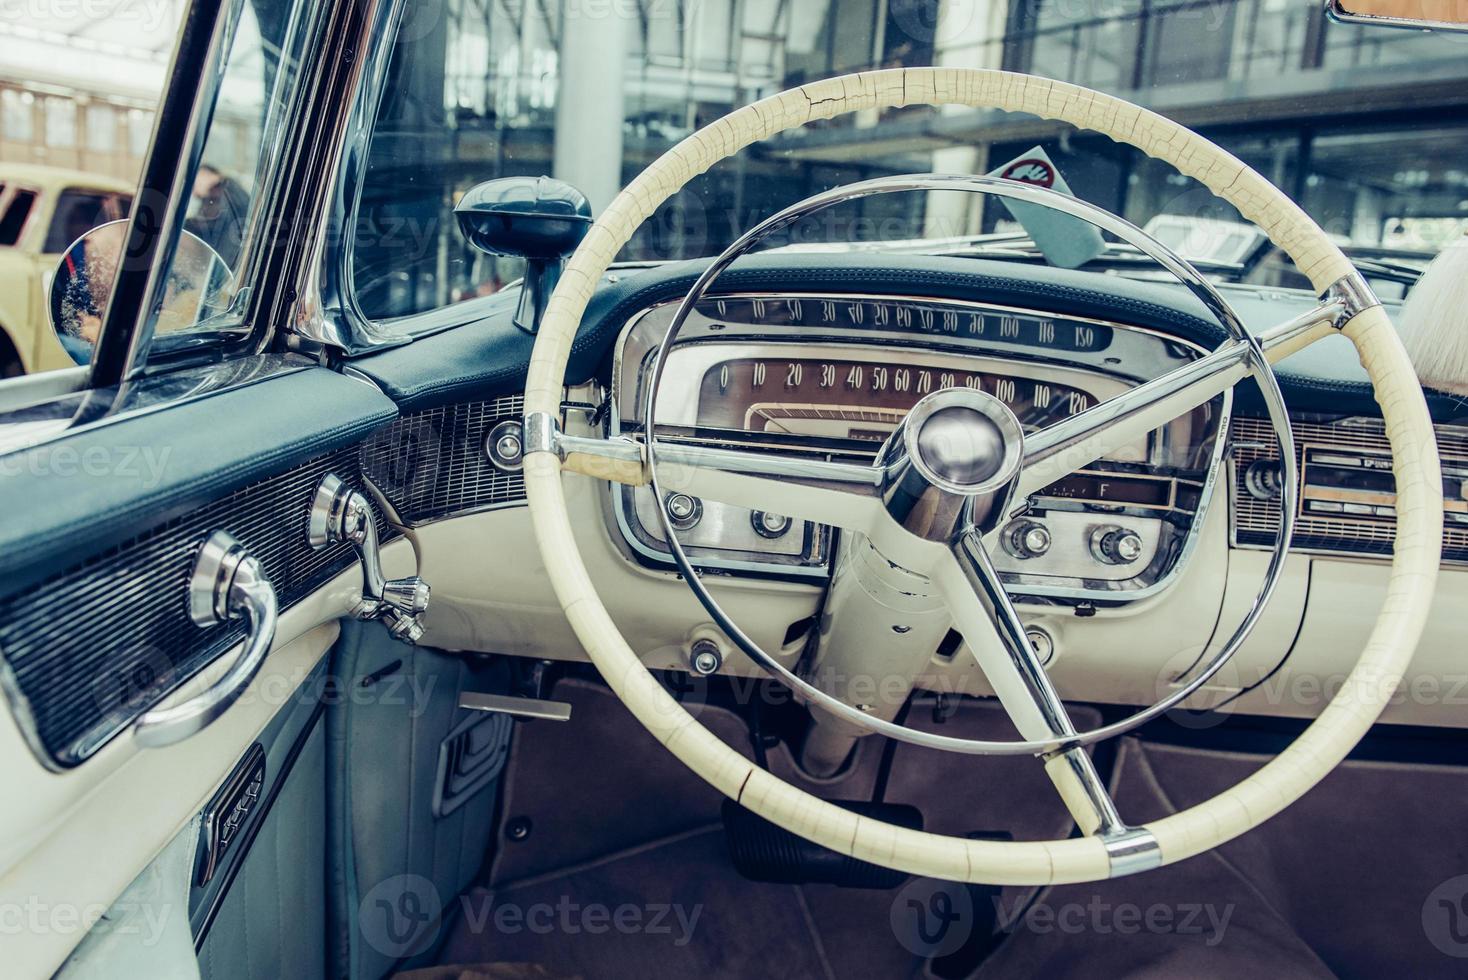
left=609, top=292, right=1227, bottom=601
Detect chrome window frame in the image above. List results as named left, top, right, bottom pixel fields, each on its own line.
left=84, top=0, right=331, bottom=387
left=294, top=0, right=416, bottom=356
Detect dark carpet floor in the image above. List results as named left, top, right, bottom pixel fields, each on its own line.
left=429, top=678, right=1468, bottom=979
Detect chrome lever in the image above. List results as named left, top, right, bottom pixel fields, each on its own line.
left=134, top=531, right=279, bottom=748
left=309, top=473, right=430, bottom=643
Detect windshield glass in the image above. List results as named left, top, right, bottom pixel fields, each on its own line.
left=352, top=0, right=1468, bottom=323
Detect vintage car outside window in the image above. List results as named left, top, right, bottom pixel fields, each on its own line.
left=348, top=1, right=1468, bottom=330
left=42, top=189, right=132, bottom=255
left=0, top=188, right=35, bottom=247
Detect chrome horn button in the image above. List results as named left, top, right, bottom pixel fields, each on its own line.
left=876, top=388, right=1026, bottom=545
left=903, top=388, right=1025, bottom=494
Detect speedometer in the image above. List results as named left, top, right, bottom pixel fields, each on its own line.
left=695, top=355, right=1096, bottom=439
left=611, top=291, right=1227, bottom=599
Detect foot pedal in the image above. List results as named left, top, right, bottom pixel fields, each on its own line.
left=721, top=799, right=923, bottom=889
left=928, top=832, right=1011, bottom=978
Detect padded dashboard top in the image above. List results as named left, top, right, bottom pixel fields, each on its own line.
left=349, top=253, right=1465, bottom=423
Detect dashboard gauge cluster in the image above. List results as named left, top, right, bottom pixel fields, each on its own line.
left=609, top=293, right=1228, bottom=602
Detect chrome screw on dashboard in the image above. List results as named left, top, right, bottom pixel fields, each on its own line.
left=1090, top=525, right=1145, bottom=565
left=1003, top=519, right=1052, bottom=560
left=309, top=473, right=431, bottom=644
left=750, top=510, right=793, bottom=539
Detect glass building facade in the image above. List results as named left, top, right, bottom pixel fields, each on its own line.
left=353, top=0, right=1468, bottom=320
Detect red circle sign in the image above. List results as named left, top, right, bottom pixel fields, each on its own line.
left=999, top=158, right=1056, bottom=188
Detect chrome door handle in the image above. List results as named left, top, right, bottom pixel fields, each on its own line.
left=133, top=531, right=279, bottom=749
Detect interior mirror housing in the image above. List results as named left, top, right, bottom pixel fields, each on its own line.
left=46, top=220, right=233, bottom=366
left=1326, top=0, right=1468, bottom=32
left=454, top=176, right=593, bottom=334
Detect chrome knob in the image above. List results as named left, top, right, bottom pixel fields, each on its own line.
left=1091, top=525, right=1144, bottom=565
left=1004, top=520, right=1051, bottom=559
left=750, top=510, right=792, bottom=539
left=665, top=492, right=703, bottom=530
left=382, top=576, right=431, bottom=616
left=486, top=420, right=524, bottom=472
left=382, top=607, right=426, bottom=644
left=689, top=638, right=723, bottom=676
left=310, top=473, right=431, bottom=645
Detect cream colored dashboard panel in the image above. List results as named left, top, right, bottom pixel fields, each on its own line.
left=413, top=456, right=1466, bottom=731
left=1225, top=559, right=1468, bottom=727
left=412, top=460, right=824, bottom=676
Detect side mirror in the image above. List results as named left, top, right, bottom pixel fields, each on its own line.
left=454, top=176, right=592, bottom=334
left=47, top=220, right=232, bottom=366
left=1326, top=0, right=1468, bottom=32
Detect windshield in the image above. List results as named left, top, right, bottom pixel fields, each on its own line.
left=352, top=0, right=1468, bottom=322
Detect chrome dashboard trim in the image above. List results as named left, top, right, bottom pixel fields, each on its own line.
left=296, top=0, right=412, bottom=354
left=609, top=291, right=1232, bottom=601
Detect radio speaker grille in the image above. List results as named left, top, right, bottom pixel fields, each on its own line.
left=1229, top=415, right=1468, bottom=563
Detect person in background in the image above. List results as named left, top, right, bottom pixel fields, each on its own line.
left=186, top=163, right=250, bottom=269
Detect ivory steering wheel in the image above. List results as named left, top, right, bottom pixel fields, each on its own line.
left=520, top=69, right=1443, bottom=884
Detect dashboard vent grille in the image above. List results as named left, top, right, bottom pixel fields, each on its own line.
left=0, top=447, right=391, bottom=768
left=361, top=395, right=526, bottom=524
left=1229, top=415, right=1468, bottom=563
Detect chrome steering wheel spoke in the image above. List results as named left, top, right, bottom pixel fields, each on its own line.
left=936, top=529, right=1128, bottom=837
left=652, top=440, right=889, bottom=536
left=1009, top=299, right=1344, bottom=517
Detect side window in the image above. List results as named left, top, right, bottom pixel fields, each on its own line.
left=43, top=190, right=131, bottom=255
left=0, top=189, right=36, bottom=247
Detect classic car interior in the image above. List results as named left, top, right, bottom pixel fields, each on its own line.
left=3, top=0, right=1468, bottom=977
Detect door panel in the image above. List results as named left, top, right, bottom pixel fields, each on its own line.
left=194, top=662, right=331, bottom=980
left=0, top=357, right=413, bottom=976
left=0, top=624, right=335, bottom=978
left=326, top=621, right=514, bottom=979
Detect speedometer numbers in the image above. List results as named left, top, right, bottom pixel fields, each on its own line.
left=701, top=297, right=1112, bottom=354
left=697, top=357, right=1092, bottom=436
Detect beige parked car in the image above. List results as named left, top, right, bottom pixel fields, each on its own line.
left=0, top=163, right=133, bottom=376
